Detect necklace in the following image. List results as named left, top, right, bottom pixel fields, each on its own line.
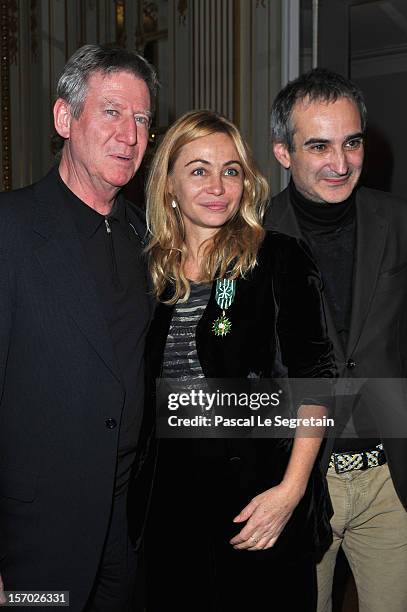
left=212, top=278, right=236, bottom=337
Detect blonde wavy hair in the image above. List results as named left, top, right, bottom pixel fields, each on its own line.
left=145, top=110, right=269, bottom=303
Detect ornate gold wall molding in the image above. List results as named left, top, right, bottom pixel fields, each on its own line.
left=1, top=0, right=12, bottom=190
left=115, top=0, right=126, bottom=47
left=143, top=1, right=158, bottom=33
left=135, top=1, right=166, bottom=51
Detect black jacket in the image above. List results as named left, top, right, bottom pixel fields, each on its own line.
left=0, top=169, right=152, bottom=610
left=265, top=186, right=407, bottom=510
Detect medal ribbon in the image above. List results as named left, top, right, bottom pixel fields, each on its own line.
left=215, top=278, right=236, bottom=310
left=212, top=279, right=236, bottom=337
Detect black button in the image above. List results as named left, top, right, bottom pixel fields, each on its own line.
left=105, top=418, right=117, bottom=429
left=346, top=359, right=356, bottom=369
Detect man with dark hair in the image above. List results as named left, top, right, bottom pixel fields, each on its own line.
left=0, top=44, right=157, bottom=610
left=267, top=67, right=407, bottom=612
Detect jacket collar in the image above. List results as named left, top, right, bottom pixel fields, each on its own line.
left=265, top=188, right=301, bottom=238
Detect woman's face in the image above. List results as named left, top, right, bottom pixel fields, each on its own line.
left=168, top=132, right=244, bottom=238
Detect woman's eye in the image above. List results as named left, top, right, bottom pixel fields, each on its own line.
left=105, top=109, right=119, bottom=117
left=192, top=168, right=205, bottom=176
left=225, top=168, right=239, bottom=176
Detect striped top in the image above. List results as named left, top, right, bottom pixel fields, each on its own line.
left=162, top=281, right=212, bottom=383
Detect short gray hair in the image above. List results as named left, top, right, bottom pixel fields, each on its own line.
left=57, top=44, right=158, bottom=119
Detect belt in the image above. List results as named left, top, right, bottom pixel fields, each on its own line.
left=329, top=443, right=386, bottom=474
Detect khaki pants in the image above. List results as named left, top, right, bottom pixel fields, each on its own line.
left=317, top=463, right=407, bottom=612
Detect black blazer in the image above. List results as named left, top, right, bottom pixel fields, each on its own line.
left=135, top=231, right=336, bottom=558
left=265, top=186, right=407, bottom=510
left=0, top=169, right=152, bottom=610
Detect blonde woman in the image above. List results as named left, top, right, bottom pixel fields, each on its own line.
left=139, top=110, right=335, bottom=611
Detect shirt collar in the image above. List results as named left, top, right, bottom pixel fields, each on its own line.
left=108, top=192, right=128, bottom=227
left=56, top=168, right=127, bottom=238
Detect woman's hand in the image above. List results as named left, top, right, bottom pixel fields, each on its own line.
left=230, top=406, right=326, bottom=551
left=229, top=481, right=304, bottom=550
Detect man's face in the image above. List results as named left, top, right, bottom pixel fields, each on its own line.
left=56, top=70, right=151, bottom=194
left=273, top=97, right=364, bottom=203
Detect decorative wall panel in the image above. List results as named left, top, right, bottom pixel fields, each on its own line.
left=191, top=0, right=234, bottom=118
left=0, top=0, right=288, bottom=191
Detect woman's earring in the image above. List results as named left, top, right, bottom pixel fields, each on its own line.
left=171, top=200, right=177, bottom=209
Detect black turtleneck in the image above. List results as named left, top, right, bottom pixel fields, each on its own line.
left=289, top=181, right=380, bottom=452
left=289, top=180, right=355, bottom=349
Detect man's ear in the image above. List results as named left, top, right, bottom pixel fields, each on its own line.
left=273, top=142, right=291, bottom=169
left=53, top=98, right=72, bottom=139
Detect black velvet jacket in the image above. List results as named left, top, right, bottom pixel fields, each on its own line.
left=129, top=231, right=336, bottom=556
left=149, top=231, right=334, bottom=380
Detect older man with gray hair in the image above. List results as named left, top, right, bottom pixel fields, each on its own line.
left=0, top=44, right=157, bottom=611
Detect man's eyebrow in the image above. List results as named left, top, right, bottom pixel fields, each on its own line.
left=303, top=138, right=330, bottom=146
left=344, top=132, right=364, bottom=141
left=303, top=132, right=364, bottom=147
left=101, top=97, right=152, bottom=117
left=102, top=97, right=122, bottom=107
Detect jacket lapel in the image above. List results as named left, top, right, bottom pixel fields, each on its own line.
left=32, top=170, right=122, bottom=383
left=346, top=187, right=389, bottom=356
left=265, top=189, right=302, bottom=238
left=266, top=189, right=345, bottom=362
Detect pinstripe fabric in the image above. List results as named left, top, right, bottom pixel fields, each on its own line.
left=162, top=281, right=211, bottom=383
